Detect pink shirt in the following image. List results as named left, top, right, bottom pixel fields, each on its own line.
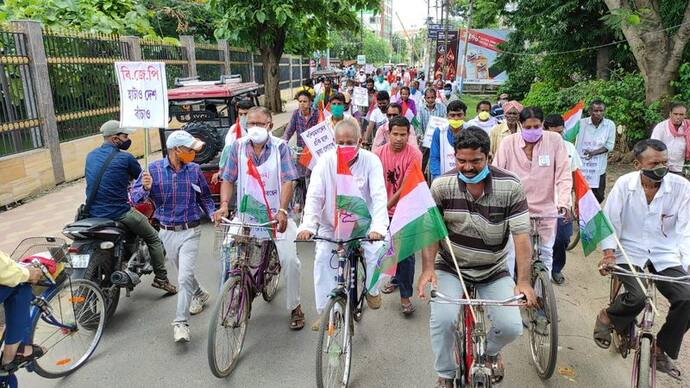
left=372, top=123, right=419, bottom=151
left=493, top=131, right=572, bottom=217
left=374, top=143, right=423, bottom=216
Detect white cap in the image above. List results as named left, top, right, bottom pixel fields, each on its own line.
left=166, top=130, right=204, bottom=150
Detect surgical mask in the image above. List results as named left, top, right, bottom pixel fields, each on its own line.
left=378, top=76, right=384, bottom=82
left=410, top=87, right=417, bottom=94
left=641, top=166, right=669, bottom=182
left=331, top=105, right=345, bottom=118
left=458, top=165, right=490, bottom=184
left=239, top=115, right=248, bottom=130
left=177, top=149, right=196, bottom=164
left=247, top=126, right=269, bottom=144
left=478, top=111, right=490, bottom=121
left=448, top=119, right=464, bottom=130
left=521, top=127, right=543, bottom=143
left=116, top=138, right=132, bottom=150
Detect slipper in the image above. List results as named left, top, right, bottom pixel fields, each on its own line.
left=1, top=344, right=46, bottom=373
left=656, top=352, right=682, bottom=381
left=381, top=281, right=398, bottom=294
left=401, top=302, right=416, bottom=316
left=593, top=312, right=612, bottom=349
left=290, top=306, right=305, bottom=331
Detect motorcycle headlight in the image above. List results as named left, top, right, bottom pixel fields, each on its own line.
left=100, top=241, right=115, bottom=249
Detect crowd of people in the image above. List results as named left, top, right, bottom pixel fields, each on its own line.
left=2, top=62, right=689, bottom=386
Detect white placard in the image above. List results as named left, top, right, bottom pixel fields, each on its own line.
left=423, top=116, right=449, bottom=148
left=352, top=86, right=368, bottom=107
left=357, top=55, right=366, bottom=65
left=115, top=62, right=168, bottom=128
left=300, top=121, right=336, bottom=161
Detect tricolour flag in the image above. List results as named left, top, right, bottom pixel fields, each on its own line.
left=369, top=160, right=448, bottom=288
left=239, top=157, right=275, bottom=237
left=335, top=146, right=371, bottom=240
left=563, top=101, right=584, bottom=143
left=402, top=100, right=421, bottom=132
left=574, top=169, right=614, bottom=256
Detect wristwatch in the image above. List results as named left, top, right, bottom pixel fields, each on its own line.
left=278, top=208, right=289, bottom=217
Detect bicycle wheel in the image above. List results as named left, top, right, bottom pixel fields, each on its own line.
left=352, top=255, right=366, bottom=323
left=207, top=276, right=249, bottom=378
left=261, top=241, right=281, bottom=302
left=31, top=279, right=106, bottom=378
left=316, top=296, right=352, bottom=388
left=527, top=269, right=558, bottom=379
left=635, top=337, right=652, bottom=388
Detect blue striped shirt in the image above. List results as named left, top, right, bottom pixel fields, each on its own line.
left=418, top=102, right=447, bottom=139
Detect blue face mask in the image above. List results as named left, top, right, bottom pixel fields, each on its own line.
left=410, top=87, right=417, bottom=94
left=457, top=165, right=490, bottom=184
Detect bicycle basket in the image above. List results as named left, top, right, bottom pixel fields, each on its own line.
left=10, top=236, right=67, bottom=261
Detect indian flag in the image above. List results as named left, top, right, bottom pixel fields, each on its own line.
left=335, top=146, right=371, bottom=240
left=239, top=157, right=275, bottom=237
left=402, top=100, right=421, bottom=132
left=574, top=169, right=614, bottom=256
left=563, top=101, right=584, bottom=143
left=369, top=160, right=448, bottom=288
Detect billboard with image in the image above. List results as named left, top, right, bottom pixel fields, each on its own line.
left=458, top=29, right=510, bottom=85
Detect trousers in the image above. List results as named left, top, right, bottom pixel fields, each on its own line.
left=159, top=227, right=203, bottom=323
left=506, top=218, right=557, bottom=277
left=0, top=284, right=32, bottom=344
left=430, top=271, right=522, bottom=378
left=390, top=255, right=415, bottom=298
left=552, top=218, right=573, bottom=274
left=117, top=208, right=167, bottom=280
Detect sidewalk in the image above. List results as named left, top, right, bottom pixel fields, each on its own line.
left=0, top=100, right=298, bottom=254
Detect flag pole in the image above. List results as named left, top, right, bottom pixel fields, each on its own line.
left=144, top=128, right=150, bottom=172
left=444, top=235, right=477, bottom=322
left=609, top=232, right=659, bottom=315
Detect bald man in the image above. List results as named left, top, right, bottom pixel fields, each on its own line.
left=297, top=117, right=389, bottom=330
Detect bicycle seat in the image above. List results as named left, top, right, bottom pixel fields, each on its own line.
left=66, top=218, right=126, bottom=230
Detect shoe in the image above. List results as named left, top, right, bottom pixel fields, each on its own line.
left=190, top=288, right=210, bottom=315
left=366, top=293, right=382, bottom=309
left=173, top=322, right=190, bottom=343
left=152, top=277, right=178, bottom=295
left=552, top=272, right=565, bottom=285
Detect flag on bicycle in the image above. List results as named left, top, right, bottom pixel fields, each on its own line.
left=335, top=146, right=372, bottom=240
left=239, top=157, right=276, bottom=238
left=563, top=101, right=585, bottom=144
left=402, top=100, right=421, bottom=132
left=369, top=160, right=448, bottom=289
left=574, top=169, right=614, bottom=256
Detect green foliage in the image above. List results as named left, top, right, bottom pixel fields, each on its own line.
left=142, top=0, right=218, bottom=42
left=672, top=63, right=690, bottom=103
left=522, top=70, right=663, bottom=146
left=363, top=30, right=392, bottom=65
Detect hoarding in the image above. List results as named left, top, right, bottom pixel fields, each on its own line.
left=433, top=30, right=459, bottom=81
left=458, top=29, right=510, bottom=85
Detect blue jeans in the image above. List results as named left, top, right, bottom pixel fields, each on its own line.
left=430, top=271, right=523, bottom=378
left=552, top=218, right=573, bottom=274
left=0, top=284, right=33, bottom=344
left=390, top=255, right=415, bottom=298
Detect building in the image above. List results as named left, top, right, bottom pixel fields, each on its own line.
left=360, top=0, right=393, bottom=42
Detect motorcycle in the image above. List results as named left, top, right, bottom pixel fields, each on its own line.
left=62, top=199, right=157, bottom=321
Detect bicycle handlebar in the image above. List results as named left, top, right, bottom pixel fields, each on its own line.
left=31, top=258, right=56, bottom=286
left=606, top=264, right=690, bottom=284
left=430, top=289, right=526, bottom=306
left=295, top=235, right=378, bottom=244
left=219, top=217, right=278, bottom=228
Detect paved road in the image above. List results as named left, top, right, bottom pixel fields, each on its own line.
left=21, top=222, right=685, bottom=388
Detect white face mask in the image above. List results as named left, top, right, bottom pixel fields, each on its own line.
left=247, top=126, right=268, bottom=144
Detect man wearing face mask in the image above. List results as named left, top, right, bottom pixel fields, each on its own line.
left=594, top=139, right=690, bottom=380
left=214, top=107, right=305, bottom=330
left=84, top=120, right=177, bottom=295
left=296, top=117, right=389, bottom=330
left=464, top=100, right=498, bottom=135
left=327, top=93, right=348, bottom=133
left=214, top=99, right=255, bottom=184
left=493, top=107, right=572, bottom=276
left=374, top=71, right=390, bottom=93
left=131, top=130, right=214, bottom=342
left=489, top=100, right=523, bottom=156
left=363, top=91, right=391, bottom=147
left=651, top=102, right=690, bottom=176
left=429, top=100, right=467, bottom=180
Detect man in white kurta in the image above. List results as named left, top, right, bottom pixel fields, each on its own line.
left=651, top=102, right=689, bottom=175
left=297, top=118, right=389, bottom=326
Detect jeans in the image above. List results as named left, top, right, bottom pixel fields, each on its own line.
left=552, top=218, right=573, bottom=274
left=607, top=264, right=690, bottom=359
left=159, top=227, right=203, bottom=324
left=0, top=284, right=32, bottom=344
left=389, top=255, right=415, bottom=298
left=116, top=208, right=167, bottom=280
left=430, top=271, right=523, bottom=378
left=592, top=173, right=606, bottom=203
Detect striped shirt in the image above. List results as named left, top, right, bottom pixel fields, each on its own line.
left=430, top=166, right=530, bottom=282
left=418, top=102, right=447, bottom=139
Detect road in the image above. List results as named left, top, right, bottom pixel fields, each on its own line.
left=21, top=220, right=685, bottom=388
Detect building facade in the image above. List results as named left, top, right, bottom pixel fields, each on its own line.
left=361, top=0, right=393, bottom=42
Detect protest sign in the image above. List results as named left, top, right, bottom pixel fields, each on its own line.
left=352, top=86, right=369, bottom=107
left=300, top=121, right=336, bottom=161
left=423, top=116, right=449, bottom=148
left=115, top=62, right=168, bottom=129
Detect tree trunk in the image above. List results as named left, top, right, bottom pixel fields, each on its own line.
left=261, top=48, right=283, bottom=113
left=641, top=56, right=676, bottom=105
left=596, top=46, right=611, bottom=80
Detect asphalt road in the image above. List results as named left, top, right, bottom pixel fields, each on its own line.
left=22, top=222, right=685, bottom=388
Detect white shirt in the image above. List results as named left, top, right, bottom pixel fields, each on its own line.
left=410, top=90, right=423, bottom=111
left=650, top=119, right=687, bottom=173
left=600, top=171, right=690, bottom=271
left=576, top=117, right=616, bottom=175
left=465, top=116, right=498, bottom=135
left=563, top=140, right=582, bottom=172
left=299, top=148, right=389, bottom=237
left=369, top=107, right=388, bottom=128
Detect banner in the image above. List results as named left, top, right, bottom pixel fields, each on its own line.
left=422, top=116, right=449, bottom=148
left=300, top=121, right=336, bottom=161
left=352, top=86, right=368, bottom=107
left=115, top=62, right=168, bottom=128
left=458, top=29, right=509, bottom=85
left=433, top=30, right=459, bottom=81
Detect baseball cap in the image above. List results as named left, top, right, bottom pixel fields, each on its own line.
left=100, top=120, right=134, bottom=136
left=166, top=130, right=205, bottom=151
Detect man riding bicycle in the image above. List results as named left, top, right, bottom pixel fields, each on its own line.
left=418, top=127, right=537, bottom=388
left=595, top=139, right=690, bottom=381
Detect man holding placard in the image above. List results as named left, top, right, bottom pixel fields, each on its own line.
left=418, top=88, right=447, bottom=173
left=429, top=100, right=467, bottom=180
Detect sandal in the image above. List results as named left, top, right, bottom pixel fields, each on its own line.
left=290, top=305, right=305, bottom=331
left=401, top=302, right=416, bottom=316
left=151, top=277, right=178, bottom=295
left=487, top=353, right=505, bottom=384
left=656, top=352, right=682, bottom=381
left=1, top=344, right=46, bottom=373
left=381, top=280, right=398, bottom=294
left=593, top=311, right=612, bottom=349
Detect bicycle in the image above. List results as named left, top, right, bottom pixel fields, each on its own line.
left=1, top=237, right=106, bottom=387
left=297, top=235, right=370, bottom=388
left=207, top=218, right=280, bottom=378
left=430, top=289, right=525, bottom=387
left=522, top=217, right=559, bottom=379
left=607, top=264, right=690, bottom=388
left=289, top=145, right=310, bottom=225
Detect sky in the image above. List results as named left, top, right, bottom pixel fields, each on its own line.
left=392, top=0, right=431, bottom=32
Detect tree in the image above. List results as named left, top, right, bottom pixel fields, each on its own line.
left=602, top=1, right=690, bottom=104
left=330, top=30, right=361, bottom=61
left=143, top=0, right=218, bottom=42
left=363, top=30, right=392, bottom=65
left=211, top=0, right=378, bottom=112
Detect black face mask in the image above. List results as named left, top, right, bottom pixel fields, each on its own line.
left=116, top=138, right=132, bottom=150
left=641, top=166, right=668, bottom=182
